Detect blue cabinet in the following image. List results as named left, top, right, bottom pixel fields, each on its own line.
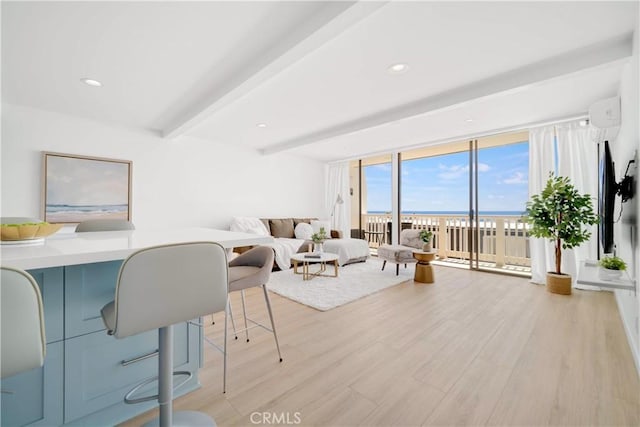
left=28, top=267, right=64, bottom=343
left=1, top=262, right=203, bottom=426
left=64, top=323, right=199, bottom=424
left=0, top=342, right=63, bottom=427
left=64, top=261, right=122, bottom=338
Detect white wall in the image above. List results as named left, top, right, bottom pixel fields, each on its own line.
left=613, top=20, right=640, bottom=376
left=1, top=104, right=325, bottom=229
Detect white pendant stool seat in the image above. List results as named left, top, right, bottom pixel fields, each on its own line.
left=101, top=241, right=229, bottom=427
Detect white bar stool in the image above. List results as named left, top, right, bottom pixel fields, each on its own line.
left=1, top=267, right=46, bottom=380
left=101, top=241, right=229, bottom=427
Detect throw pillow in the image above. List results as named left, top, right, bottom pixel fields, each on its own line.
left=247, top=226, right=268, bottom=235
left=230, top=217, right=269, bottom=236
left=269, top=218, right=295, bottom=238
left=293, top=218, right=317, bottom=227
left=294, top=222, right=313, bottom=240
left=310, top=220, right=332, bottom=239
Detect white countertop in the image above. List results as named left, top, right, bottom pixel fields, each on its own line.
left=0, top=228, right=274, bottom=270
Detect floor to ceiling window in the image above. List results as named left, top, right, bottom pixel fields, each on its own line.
left=351, top=131, right=531, bottom=275
left=400, top=140, right=470, bottom=257
left=474, top=137, right=530, bottom=272
left=350, top=155, right=392, bottom=250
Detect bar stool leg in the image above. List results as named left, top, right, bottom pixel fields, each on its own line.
left=228, top=300, right=238, bottom=340
left=240, top=290, right=249, bottom=342
left=223, top=296, right=229, bottom=394
left=158, top=326, right=172, bottom=427
left=262, top=285, right=283, bottom=363
left=143, top=326, right=216, bottom=427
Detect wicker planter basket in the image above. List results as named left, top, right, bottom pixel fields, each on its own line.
left=546, top=272, right=572, bottom=295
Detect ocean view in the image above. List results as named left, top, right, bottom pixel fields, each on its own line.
left=369, top=210, right=526, bottom=216
left=46, top=204, right=128, bottom=223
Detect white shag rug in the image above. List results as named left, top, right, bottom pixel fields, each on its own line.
left=267, top=258, right=414, bottom=311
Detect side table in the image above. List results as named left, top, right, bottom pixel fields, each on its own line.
left=413, top=250, right=436, bottom=283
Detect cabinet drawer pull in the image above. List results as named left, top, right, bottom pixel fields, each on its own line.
left=121, top=349, right=159, bottom=366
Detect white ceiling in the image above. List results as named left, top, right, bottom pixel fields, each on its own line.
left=2, top=1, right=638, bottom=162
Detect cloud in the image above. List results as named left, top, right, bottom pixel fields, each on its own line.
left=437, top=163, right=468, bottom=180
left=502, top=172, right=527, bottom=185
left=371, top=163, right=391, bottom=172
left=437, top=163, right=490, bottom=180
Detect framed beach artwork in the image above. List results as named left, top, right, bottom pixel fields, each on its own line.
left=43, top=152, right=132, bottom=223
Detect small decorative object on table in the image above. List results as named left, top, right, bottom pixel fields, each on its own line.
left=311, top=227, right=328, bottom=253
left=1, top=221, right=63, bottom=245
left=419, top=229, right=433, bottom=252
left=599, top=255, right=627, bottom=280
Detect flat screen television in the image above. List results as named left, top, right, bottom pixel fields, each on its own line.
left=599, top=141, right=617, bottom=253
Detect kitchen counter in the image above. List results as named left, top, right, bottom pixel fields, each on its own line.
left=0, top=227, right=273, bottom=426
left=1, top=227, right=274, bottom=269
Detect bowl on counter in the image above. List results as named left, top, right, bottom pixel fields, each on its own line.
left=1, top=222, right=63, bottom=243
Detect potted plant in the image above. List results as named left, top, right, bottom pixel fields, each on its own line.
left=419, top=229, right=433, bottom=252
left=525, top=174, right=599, bottom=295
left=311, top=227, right=328, bottom=253
left=599, top=255, right=627, bottom=280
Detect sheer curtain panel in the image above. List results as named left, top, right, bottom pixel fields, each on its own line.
left=557, top=123, right=599, bottom=288
left=529, top=125, right=557, bottom=284
left=326, top=162, right=350, bottom=238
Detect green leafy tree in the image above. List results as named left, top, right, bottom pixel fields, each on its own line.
left=525, top=174, right=599, bottom=275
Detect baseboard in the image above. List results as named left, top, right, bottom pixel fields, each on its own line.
left=614, top=290, right=640, bottom=379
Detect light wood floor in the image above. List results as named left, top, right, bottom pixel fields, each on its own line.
left=122, top=266, right=640, bottom=426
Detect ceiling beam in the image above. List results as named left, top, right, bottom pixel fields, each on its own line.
left=162, top=1, right=389, bottom=139
left=261, top=33, right=633, bottom=155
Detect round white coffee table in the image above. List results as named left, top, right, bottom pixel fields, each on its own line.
left=291, top=252, right=339, bottom=281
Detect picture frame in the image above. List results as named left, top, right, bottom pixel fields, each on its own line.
left=43, top=152, right=132, bottom=223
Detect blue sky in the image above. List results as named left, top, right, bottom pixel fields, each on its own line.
left=364, top=141, right=529, bottom=213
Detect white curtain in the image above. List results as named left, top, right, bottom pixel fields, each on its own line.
left=557, top=122, right=599, bottom=289
left=529, top=125, right=557, bottom=285
left=326, top=162, right=350, bottom=238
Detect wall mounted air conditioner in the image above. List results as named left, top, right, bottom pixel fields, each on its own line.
left=589, top=96, right=621, bottom=143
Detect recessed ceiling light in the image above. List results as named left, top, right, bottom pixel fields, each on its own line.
left=256, top=123, right=267, bottom=128
left=465, top=118, right=474, bottom=123
left=388, top=63, right=408, bottom=74
left=81, top=78, right=102, bottom=87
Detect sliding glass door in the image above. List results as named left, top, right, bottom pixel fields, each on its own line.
left=470, top=133, right=530, bottom=273
left=351, top=132, right=532, bottom=275
left=398, top=132, right=530, bottom=274
left=350, top=155, right=392, bottom=252
left=400, top=141, right=471, bottom=263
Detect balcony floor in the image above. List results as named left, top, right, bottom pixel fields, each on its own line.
left=432, top=257, right=532, bottom=277
left=370, top=250, right=531, bottom=278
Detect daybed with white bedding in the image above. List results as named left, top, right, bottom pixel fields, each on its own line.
left=229, top=217, right=370, bottom=270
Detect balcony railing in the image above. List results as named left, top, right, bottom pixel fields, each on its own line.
left=361, top=213, right=531, bottom=269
